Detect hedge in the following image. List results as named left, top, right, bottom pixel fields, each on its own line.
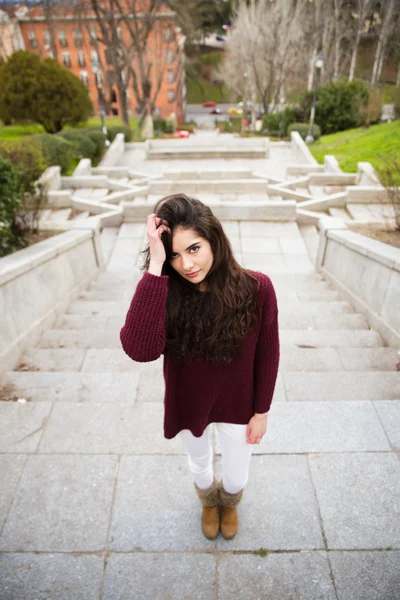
left=288, top=122, right=321, bottom=141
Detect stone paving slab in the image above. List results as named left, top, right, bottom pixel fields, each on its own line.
left=215, top=401, right=390, bottom=454
left=39, top=402, right=184, bottom=454
left=215, top=455, right=324, bottom=550
left=117, top=223, right=147, bottom=238
left=241, top=237, right=282, bottom=254
left=279, top=347, right=343, bottom=371
left=279, top=330, right=383, bottom=348
left=329, top=550, right=400, bottom=600
left=0, top=455, right=117, bottom=552
left=0, top=402, right=51, bottom=452
left=67, top=300, right=131, bottom=315
left=239, top=221, right=300, bottom=236
left=217, top=552, right=336, bottom=600
left=3, top=372, right=138, bottom=403
left=39, top=329, right=121, bottom=349
left=77, top=289, right=124, bottom=301
left=337, top=347, right=400, bottom=370
left=283, top=372, right=400, bottom=401
left=56, top=313, right=126, bottom=330
left=19, top=348, right=86, bottom=372
left=373, top=401, right=400, bottom=449
left=112, top=238, right=145, bottom=256
left=81, top=348, right=138, bottom=372
left=0, top=455, right=26, bottom=529
left=308, top=453, right=400, bottom=549
left=102, top=554, right=216, bottom=600
left=279, top=237, right=309, bottom=254
left=242, top=254, right=286, bottom=268
left=0, top=554, right=104, bottom=600
left=109, top=456, right=216, bottom=552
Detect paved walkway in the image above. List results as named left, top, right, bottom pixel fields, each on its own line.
left=0, top=142, right=400, bottom=598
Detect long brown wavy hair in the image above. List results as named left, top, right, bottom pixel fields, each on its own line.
left=140, top=194, right=260, bottom=364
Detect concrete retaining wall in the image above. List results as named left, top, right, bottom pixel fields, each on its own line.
left=290, top=131, right=318, bottom=165
left=99, top=133, right=125, bottom=167
left=316, top=217, right=400, bottom=347
left=0, top=229, right=103, bottom=376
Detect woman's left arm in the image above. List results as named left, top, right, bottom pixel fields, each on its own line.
left=247, top=278, right=280, bottom=444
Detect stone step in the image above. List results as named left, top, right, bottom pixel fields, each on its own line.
left=1, top=372, right=138, bottom=402
left=66, top=299, right=355, bottom=316
left=55, top=312, right=369, bottom=332
left=279, top=330, right=384, bottom=348
left=328, top=207, right=351, bottom=221
left=336, top=347, right=400, bottom=371
left=73, top=211, right=90, bottom=220
left=38, top=328, right=384, bottom=350
left=47, top=208, right=72, bottom=221
left=17, top=348, right=135, bottom=372
left=283, top=372, right=400, bottom=401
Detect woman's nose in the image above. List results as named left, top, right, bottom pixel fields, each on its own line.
left=182, top=255, right=194, bottom=270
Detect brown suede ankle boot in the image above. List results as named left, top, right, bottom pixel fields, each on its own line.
left=219, top=486, right=244, bottom=539
left=194, top=479, right=221, bottom=540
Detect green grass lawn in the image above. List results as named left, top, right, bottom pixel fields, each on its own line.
left=309, top=120, right=400, bottom=182
left=0, top=116, right=140, bottom=140
left=186, top=77, right=233, bottom=104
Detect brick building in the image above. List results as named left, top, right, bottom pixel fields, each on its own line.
left=13, top=2, right=186, bottom=123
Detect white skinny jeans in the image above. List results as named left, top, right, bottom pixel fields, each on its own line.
left=178, top=423, right=253, bottom=494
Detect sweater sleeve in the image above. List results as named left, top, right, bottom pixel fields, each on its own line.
left=120, top=271, right=169, bottom=362
left=253, top=275, right=280, bottom=414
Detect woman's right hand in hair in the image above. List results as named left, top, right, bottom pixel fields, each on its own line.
left=147, top=213, right=171, bottom=267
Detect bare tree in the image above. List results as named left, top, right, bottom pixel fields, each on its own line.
left=348, top=0, right=372, bottom=82
left=217, top=0, right=307, bottom=114
left=371, top=0, right=399, bottom=85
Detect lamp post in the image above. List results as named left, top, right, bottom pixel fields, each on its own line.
left=306, top=52, right=324, bottom=144
left=278, top=87, right=285, bottom=139
left=91, top=62, right=110, bottom=147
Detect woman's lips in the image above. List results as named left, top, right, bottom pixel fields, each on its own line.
left=186, top=270, right=200, bottom=278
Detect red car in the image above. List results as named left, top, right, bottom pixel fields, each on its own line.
left=202, top=101, right=216, bottom=107
left=210, top=108, right=223, bottom=114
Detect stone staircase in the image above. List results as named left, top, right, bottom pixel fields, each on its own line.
left=1, top=220, right=399, bottom=598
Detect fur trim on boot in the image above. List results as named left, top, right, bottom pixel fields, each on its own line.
left=194, top=478, right=221, bottom=539
left=219, top=486, right=244, bottom=539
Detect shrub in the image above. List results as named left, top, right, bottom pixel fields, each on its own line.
left=0, top=50, right=93, bottom=133
left=393, top=88, right=400, bottom=119
left=216, top=117, right=242, bottom=133
left=58, top=130, right=97, bottom=161
left=33, top=133, right=75, bottom=174
left=107, top=125, right=132, bottom=142
left=0, top=157, right=26, bottom=257
left=0, top=138, right=47, bottom=196
left=262, top=107, right=304, bottom=136
left=288, top=122, right=321, bottom=141
left=359, top=89, right=383, bottom=126
left=301, top=79, right=369, bottom=134
left=177, top=122, right=196, bottom=133
left=153, top=118, right=168, bottom=133
left=75, top=128, right=107, bottom=161
left=197, top=52, right=222, bottom=67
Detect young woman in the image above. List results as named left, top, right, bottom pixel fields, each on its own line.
left=120, top=194, right=280, bottom=540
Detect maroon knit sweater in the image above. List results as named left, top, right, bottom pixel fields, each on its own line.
left=120, top=269, right=280, bottom=439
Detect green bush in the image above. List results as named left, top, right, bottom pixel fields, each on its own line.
left=153, top=118, right=168, bottom=133
left=262, top=107, right=304, bottom=136
left=0, top=138, right=47, bottom=196
left=107, top=125, right=132, bottom=142
left=177, top=122, right=196, bottom=133
left=0, top=156, right=26, bottom=257
left=288, top=122, right=321, bottom=141
left=216, top=117, right=242, bottom=133
left=197, top=52, right=222, bottom=67
left=0, top=50, right=92, bottom=133
left=58, top=130, right=97, bottom=161
left=33, top=133, right=75, bottom=174
left=75, top=128, right=107, bottom=161
left=301, top=79, right=369, bottom=135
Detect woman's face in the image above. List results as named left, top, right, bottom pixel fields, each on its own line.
left=169, top=227, right=214, bottom=290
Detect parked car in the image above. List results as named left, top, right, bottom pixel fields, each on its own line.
left=228, top=107, right=243, bottom=116
left=202, top=101, right=216, bottom=107
left=174, top=130, right=190, bottom=138
left=210, top=108, right=223, bottom=114
left=216, top=35, right=226, bottom=42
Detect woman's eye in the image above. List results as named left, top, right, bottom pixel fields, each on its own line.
left=171, top=246, right=200, bottom=260
left=190, top=246, right=200, bottom=253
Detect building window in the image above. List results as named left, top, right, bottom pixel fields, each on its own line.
left=166, top=48, right=172, bottom=65
left=167, top=69, right=173, bottom=84
left=62, top=52, right=71, bottom=67
left=95, top=71, right=102, bottom=85
left=58, top=29, right=67, bottom=47
left=73, top=29, right=83, bottom=47
left=167, top=89, right=174, bottom=102
left=28, top=30, right=38, bottom=48
left=116, top=27, right=122, bottom=40
left=77, top=50, right=85, bottom=67
left=43, top=29, right=51, bottom=47
left=91, top=50, right=99, bottom=66
left=164, top=27, right=171, bottom=42
left=47, top=51, right=55, bottom=59
left=80, top=71, right=89, bottom=86
left=89, top=28, right=97, bottom=45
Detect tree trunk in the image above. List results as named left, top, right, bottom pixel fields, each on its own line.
left=307, top=48, right=317, bottom=91
left=349, top=28, right=361, bottom=82
left=116, top=74, right=129, bottom=126
left=371, top=37, right=383, bottom=85
left=396, top=60, right=400, bottom=87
